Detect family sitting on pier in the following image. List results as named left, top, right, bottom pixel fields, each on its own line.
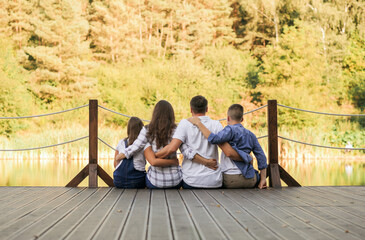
left=113, top=95, right=267, bottom=189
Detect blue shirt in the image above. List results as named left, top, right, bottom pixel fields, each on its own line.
left=208, top=124, right=267, bottom=178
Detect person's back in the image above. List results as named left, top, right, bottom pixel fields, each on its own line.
left=174, top=116, right=222, bottom=188
left=145, top=127, right=182, bottom=188
left=188, top=103, right=267, bottom=189
left=143, top=100, right=183, bottom=189
left=218, top=123, right=265, bottom=179
left=113, top=117, right=146, bottom=189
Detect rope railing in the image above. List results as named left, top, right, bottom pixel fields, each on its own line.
left=0, top=136, right=89, bottom=152
left=98, top=137, right=116, bottom=151
left=99, top=104, right=268, bottom=123
left=98, top=135, right=269, bottom=153
left=278, top=136, right=365, bottom=150
left=257, top=135, right=268, bottom=139
left=0, top=104, right=89, bottom=119
left=0, top=102, right=363, bottom=153
left=277, top=104, right=365, bottom=117
left=218, top=105, right=268, bottom=121
left=98, top=105, right=151, bottom=122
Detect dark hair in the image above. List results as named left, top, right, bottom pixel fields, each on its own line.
left=228, top=104, right=244, bottom=121
left=147, top=100, right=176, bottom=149
left=126, top=117, right=144, bottom=146
left=190, top=95, right=208, bottom=114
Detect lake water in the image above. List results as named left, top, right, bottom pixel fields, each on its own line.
left=1, top=158, right=364, bottom=186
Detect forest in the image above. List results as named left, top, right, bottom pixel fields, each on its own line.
left=0, top=0, right=364, bottom=158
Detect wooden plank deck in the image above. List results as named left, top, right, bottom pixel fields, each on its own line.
left=0, top=187, right=364, bottom=240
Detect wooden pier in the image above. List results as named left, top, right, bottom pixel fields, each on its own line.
left=0, top=186, right=364, bottom=240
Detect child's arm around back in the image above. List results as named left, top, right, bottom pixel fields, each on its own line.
left=188, top=117, right=252, bottom=163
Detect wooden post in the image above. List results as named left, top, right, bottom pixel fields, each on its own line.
left=89, top=99, right=98, bottom=187
left=66, top=99, right=114, bottom=187
left=268, top=100, right=281, bottom=188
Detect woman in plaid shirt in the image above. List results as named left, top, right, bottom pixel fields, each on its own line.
left=143, top=100, right=183, bottom=189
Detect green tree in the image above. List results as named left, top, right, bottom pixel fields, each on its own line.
left=0, top=39, right=33, bottom=136
left=343, top=32, right=365, bottom=111
left=18, top=0, right=97, bottom=105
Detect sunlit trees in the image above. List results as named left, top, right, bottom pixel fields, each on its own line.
left=0, top=0, right=363, bottom=120
left=18, top=0, right=97, bottom=105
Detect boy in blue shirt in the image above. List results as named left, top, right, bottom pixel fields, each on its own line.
left=188, top=104, right=267, bottom=189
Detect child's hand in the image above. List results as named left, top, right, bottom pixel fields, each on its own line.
left=258, top=178, right=267, bottom=189
left=204, top=158, right=218, bottom=170
left=188, top=117, right=201, bottom=126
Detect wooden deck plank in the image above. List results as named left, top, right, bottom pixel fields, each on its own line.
left=0, top=188, right=63, bottom=216
left=0, top=187, right=32, bottom=201
left=0, top=188, right=81, bottom=234
left=269, top=188, right=362, bottom=240
left=289, top=189, right=365, bottom=230
left=242, top=189, right=335, bottom=240
left=300, top=187, right=365, bottom=218
left=179, top=190, right=227, bottom=239
left=307, top=187, right=365, bottom=205
left=145, top=190, right=173, bottom=240
left=37, top=188, right=112, bottom=240
left=0, top=187, right=364, bottom=240
left=327, top=186, right=365, bottom=199
left=207, top=190, right=280, bottom=240
left=224, top=190, right=307, bottom=240
left=165, top=190, right=200, bottom=240
left=0, top=186, right=28, bottom=194
left=63, top=188, right=122, bottom=240
left=92, top=189, right=137, bottom=240
left=292, top=187, right=365, bottom=219
left=119, top=189, right=150, bottom=240
left=193, top=190, right=254, bottom=239
left=0, top=187, right=42, bottom=208
left=2, top=188, right=92, bottom=240
left=10, top=188, right=100, bottom=240
left=280, top=187, right=365, bottom=227
left=302, top=206, right=365, bottom=238
left=0, top=187, right=71, bottom=226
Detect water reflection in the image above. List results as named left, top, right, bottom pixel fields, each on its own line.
left=0, top=158, right=364, bottom=186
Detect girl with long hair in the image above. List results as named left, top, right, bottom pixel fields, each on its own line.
left=144, top=100, right=182, bottom=189
left=113, top=117, right=146, bottom=188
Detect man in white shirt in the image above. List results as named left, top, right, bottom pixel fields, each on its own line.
left=156, top=95, right=245, bottom=188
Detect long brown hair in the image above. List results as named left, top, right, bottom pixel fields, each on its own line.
left=126, top=117, right=144, bottom=146
left=146, top=100, right=176, bottom=149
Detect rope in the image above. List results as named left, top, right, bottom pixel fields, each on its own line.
left=0, top=136, right=89, bottom=151
left=277, top=104, right=365, bottom=117
left=98, top=105, right=150, bottom=122
left=98, top=137, right=116, bottom=151
left=257, top=135, right=268, bottom=139
left=100, top=104, right=268, bottom=122
left=99, top=134, right=268, bottom=154
left=278, top=136, right=365, bottom=150
left=0, top=105, right=89, bottom=119
left=218, top=105, right=268, bottom=121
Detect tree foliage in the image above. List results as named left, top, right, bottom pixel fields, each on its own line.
left=0, top=0, right=364, bottom=139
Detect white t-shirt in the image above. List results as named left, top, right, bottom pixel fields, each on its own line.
left=115, top=139, right=146, bottom=172
left=173, top=116, right=223, bottom=188
left=220, top=153, right=242, bottom=175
